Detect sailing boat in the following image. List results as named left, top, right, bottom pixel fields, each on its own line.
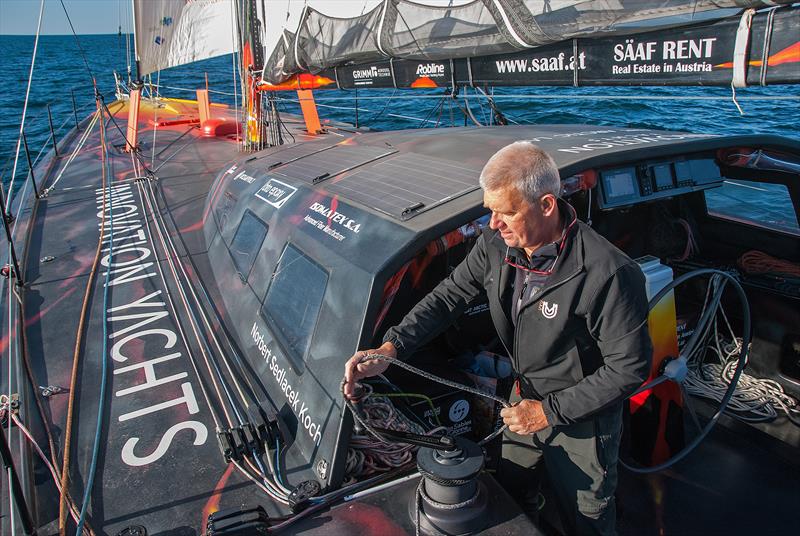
left=1, top=1, right=799, bottom=534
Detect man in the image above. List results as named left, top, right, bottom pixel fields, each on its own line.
left=344, top=141, right=652, bottom=535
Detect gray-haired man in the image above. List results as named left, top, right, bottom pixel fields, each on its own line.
left=345, top=141, right=652, bottom=534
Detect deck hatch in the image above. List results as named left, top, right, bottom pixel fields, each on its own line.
left=270, top=145, right=397, bottom=184
left=325, top=152, right=479, bottom=220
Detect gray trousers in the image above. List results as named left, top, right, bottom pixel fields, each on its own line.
left=496, top=397, right=623, bottom=536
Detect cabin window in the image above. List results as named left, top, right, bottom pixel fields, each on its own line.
left=261, top=244, right=328, bottom=364
left=230, top=210, right=269, bottom=281
left=705, top=179, right=799, bottom=236
left=215, top=190, right=238, bottom=231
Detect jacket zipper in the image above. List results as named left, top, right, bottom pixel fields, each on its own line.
left=510, top=266, right=582, bottom=401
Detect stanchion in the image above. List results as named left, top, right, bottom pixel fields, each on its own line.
left=47, top=104, right=59, bottom=157
left=20, top=133, right=41, bottom=199
left=0, top=179, right=24, bottom=286
left=71, top=90, right=80, bottom=131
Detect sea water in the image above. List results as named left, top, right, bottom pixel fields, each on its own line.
left=1, top=34, right=798, bottom=228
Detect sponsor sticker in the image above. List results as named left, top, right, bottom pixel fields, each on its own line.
left=449, top=399, right=470, bottom=423
left=255, top=178, right=297, bottom=209
left=303, top=200, right=362, bottom=242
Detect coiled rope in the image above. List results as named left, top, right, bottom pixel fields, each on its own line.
left=342, top=353, right=511, bottom=446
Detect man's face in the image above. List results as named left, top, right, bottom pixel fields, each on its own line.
left=483, top=185, right=552, bottom=251
left=484, top=185, right=541, bottom=249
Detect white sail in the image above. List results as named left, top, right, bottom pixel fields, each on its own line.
left=134, top=0, right=235, bottom=77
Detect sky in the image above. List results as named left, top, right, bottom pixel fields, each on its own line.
left=0, top=0, right=128, bottom=35
left=0, top=0, right=467, bottom=36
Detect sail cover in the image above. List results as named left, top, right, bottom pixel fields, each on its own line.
left=134, top=0, right=236, bottom=77
left=263, top=0, right=797, bottom=85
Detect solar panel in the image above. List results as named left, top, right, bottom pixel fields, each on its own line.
left=326, top=152, right=479, bottom=220
left=271, top=145, right=397, bottom=184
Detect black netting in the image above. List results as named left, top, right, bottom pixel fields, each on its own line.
left=295, top=5, right=385, bottom=72
left=263, top=0, right=792, bottom=84
left=382, top=0, right=511, bottom=58
left=263, top=29, right=297, bottom=84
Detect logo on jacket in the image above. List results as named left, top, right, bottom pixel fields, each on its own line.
left=539, top=301, right=558, bottom=319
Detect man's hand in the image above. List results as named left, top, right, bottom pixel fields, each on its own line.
left=343, top=341, right=397, bottom=400
left=500, top=399, right=550, bottom=435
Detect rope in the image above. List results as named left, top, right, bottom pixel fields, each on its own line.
left=76, top=100, right=113, bottom=535
left=59, top=95, right=105, bottom=536
left=414, top=479, right=481, bottom=536
left=145, top=180, right=251, bottom=409
left=9, top=413, right=87, bottom=529
left=738, top=250, right=800, bottom=278
left=142, top=180, right=248, bottom=421
left=344, top=353, right=510, bottom=446
left=137, top=180, right=234, bottom=427
left=137, top=179, right=295, bottom=503
left=42, top=111, right=100, bottom=196
left=345, top=384, right=430, bottom=478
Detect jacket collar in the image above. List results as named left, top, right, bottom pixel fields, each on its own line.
left=490, top=198, right=584, bottom=294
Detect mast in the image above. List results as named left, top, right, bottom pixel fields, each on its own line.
left=236, top=0, right=267, bottom=151
left=130, top=0, right=141, bottom=84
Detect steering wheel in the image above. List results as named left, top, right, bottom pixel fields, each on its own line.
left=620, top=269, right=751, bottom=474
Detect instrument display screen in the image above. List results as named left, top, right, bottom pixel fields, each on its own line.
left=603, top=170, right=637, bottom=199
left=653, top=164, right=674, bottom=190
left=597, top=156, right=722, bottom=209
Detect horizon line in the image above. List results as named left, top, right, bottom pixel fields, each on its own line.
left=1, top=32, right=130, bottom=36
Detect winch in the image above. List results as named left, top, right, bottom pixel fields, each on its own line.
left=415, top=436, right=488, bottom=535
left=371, top=427, right=488, bottom=535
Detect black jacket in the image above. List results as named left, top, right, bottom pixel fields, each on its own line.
left=383, top=216, right=653, bottom=427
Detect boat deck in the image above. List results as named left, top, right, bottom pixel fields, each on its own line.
left=2, top=97, right=798, bottom=535
left=2, top=98, right=327, bottom=533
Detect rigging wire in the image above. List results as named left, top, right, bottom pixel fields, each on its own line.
left=4, top=1, right=44, bottom=530
left=7, top=0, right=45, bottom=211
left=59, top=0, right=96, bottom=85
left=125, top=0, right=132, bottom=84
